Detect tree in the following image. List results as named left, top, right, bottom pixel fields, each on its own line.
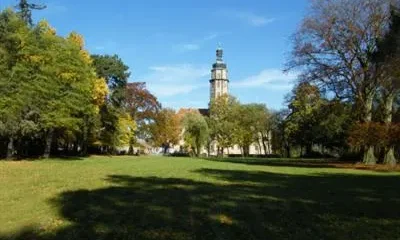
left=91, top=54, right=130, bottom=107
left=233, top=104, right=267, bottom=157
left=372, top=6, right=400, bottom=165
left=20, top=22, right=100, bottom=158
left=182, top=112, right=209, bottom=157
left=285, top=82, right=324, bottom=156
left=288, top=0, right=394, bottom=164
left=209, top=95, right=240, bottom=156
left=314, top=100, right=352, bottom=153
left=125, top=82, right=161, bottom=140
left=270, top=110, right=291, bottom=157
left=15, top=0, right=46, bottom=26
left=116, top=112, right=136, bottom=149
left=0, top=9, right=31, bottom=159
left=91, top=54, right=130, bottom=153
left=151, top=108, right=181, bottom=153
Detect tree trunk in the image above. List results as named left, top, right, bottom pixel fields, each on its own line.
left=128, top=144, right=134, bottom=155
left=43, top=128, right=54, bottom=159
left=6, top=136, right=14, bottom=160
left=82, top=120, right=88, bottom=156
left=262, top=135, right=268, bottom=156
left=384, top=147, right=397, bottom=166
left=383, top=93, right=397, bottom=166
left=363, top=146, right=376, bottom=165
left=195, top=138, right=200, bottom=157
left=306, top=144, right=312, bottom=156
left=362, top=94, right=377, bottom=165
left=257, top=140, right=262, bottom=155
left=284, top=143, right=291, bottom=158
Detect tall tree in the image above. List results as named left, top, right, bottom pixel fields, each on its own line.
left=233, top=104, right=266, bottom=157
left=373, top=6, right=400, bottom=165
left=150, top=108, right=181, bottom=153
left=287, top=0, right=394, bottom=164
left=125, top=82, right=161, bottom=140
left=20, top=21, right=99, bottom=158
left=0, top=9, right=32, bottom=159
left=182, top=112, right=209, bottom=157
left=209, top=95, right=240, bottom=155
left=285, top=82, right=324, bottom=156
left=91, top=54, right=130, bottom=153
left=91, top=54, right=130, bottom=107
left=15, top=0, right=46, bottom=26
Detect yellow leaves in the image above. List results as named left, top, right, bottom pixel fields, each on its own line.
left=92, top=77, right=108, bottom=106
left=26, top=54, right=44, bottom=64
left=59, top=72, right=77, bottom=81
left=67, top=32, right=84, bottom=49
left=66, top=32, right=93, bottom=65
left=80, top=50, right=93, bottom=65
left=37, top=20, right=56, bottom=36
left=117, top=113, right=136, bottom=147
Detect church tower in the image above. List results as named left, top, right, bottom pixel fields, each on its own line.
left=210, top=46, right=229, bottom=103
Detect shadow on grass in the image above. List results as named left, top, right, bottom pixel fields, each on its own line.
left=203, top=157, right=343, bottom=168
left=1, top=170, right=400, bottom=240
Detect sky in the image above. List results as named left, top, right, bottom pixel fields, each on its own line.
left=0, top=0, right=309, bottom=110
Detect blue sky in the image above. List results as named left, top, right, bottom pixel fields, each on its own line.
left=0, top=0, right=308, bottom=110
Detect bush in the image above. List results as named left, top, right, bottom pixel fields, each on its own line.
left=169, top=152, right=191, bottom=157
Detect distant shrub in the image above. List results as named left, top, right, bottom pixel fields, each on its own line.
left=169, top=152, right=191, bottom=157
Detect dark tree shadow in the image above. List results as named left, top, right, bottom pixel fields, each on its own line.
left=203, top=157, right=343, bottom=168
left=2, top=170, right=400, bottom=240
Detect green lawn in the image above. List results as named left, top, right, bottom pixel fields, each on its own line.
left=0, top=156, right=399, bottom=240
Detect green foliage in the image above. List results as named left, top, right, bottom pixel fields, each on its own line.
left=0, top=9, right=131, bottom=158
left=183, top=112, right=209, bottom=157
left=91, top=54, right=130, bottom=107
left=285, top=83, right=324, bottom=154
left=209, top=95, right=240, bottom=151
left=233, top=104, right=266, bottom=156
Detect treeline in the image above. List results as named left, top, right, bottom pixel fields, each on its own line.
left=150, top=95, right=274, bottom=158
left=285, top=0, right=400, bottom=165
left=0, top=8, right=161, bottom=159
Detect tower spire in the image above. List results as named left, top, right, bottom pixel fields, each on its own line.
left=216, top=43, right=223, bottom=63
left=210, top=47, right=229, bottom=104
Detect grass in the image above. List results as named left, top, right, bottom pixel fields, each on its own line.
left=0, top=156, right=399, bottom=240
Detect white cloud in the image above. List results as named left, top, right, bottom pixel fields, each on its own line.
left=221, top=10, right=275, bottom=27
left=176, top=32, right=224, bottom=52
left=181, top=44, right=200, bottom=51
left=232, top=69, right=297, bottom=90
left=203, top=33, right=219, bottom=41
left=139, top=64, right=209, bottom=97
left=149, top=85, right=198, bottom=97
